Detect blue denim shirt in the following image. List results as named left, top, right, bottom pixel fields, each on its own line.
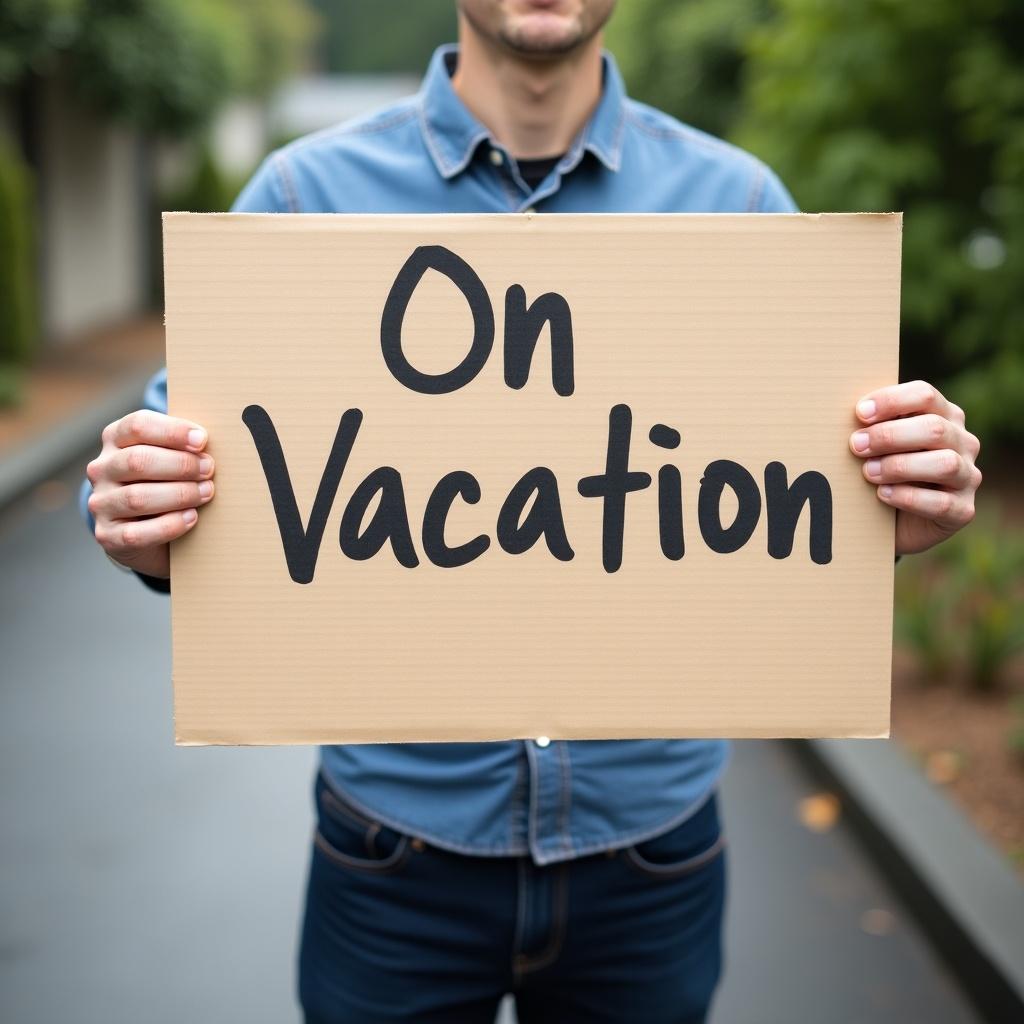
left=85, top=45, right=796, bottom=865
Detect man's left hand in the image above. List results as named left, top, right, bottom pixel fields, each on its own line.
left=850, top=381, right=982, bottom=556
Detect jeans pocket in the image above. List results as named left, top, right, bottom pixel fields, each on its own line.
left=622, top=793, right=725, bottom=880
left=313, top=774, right=412, bottom=875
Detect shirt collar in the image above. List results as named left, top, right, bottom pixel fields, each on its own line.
left=418, top=43, right=626, bottom=180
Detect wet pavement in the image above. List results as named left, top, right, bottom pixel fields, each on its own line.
left=0, top=456, right=980, bottom=1023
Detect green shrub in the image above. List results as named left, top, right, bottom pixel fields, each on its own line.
left=0, top=140, right=38, bottom=379
left=607, top=0, right=773, bottom=141
left=1008, top=697, right=1024, bottom=762
left=0, top=0, right=316, bottom=136
left=939, top=524, right=1024, bottom=691
left=309, top=0, right=453, bottom=75
left=610, top=0, right=1024, bottom=451
left=0, top=362, right=25, bottom=408
left=894, top=561, right=958, bottom=682
left=162, top=145, right=250, bottom=214
left=896, top=510, right=1024, bottom=691
left=735, top=0, right=1024, bottom=450
left=167, top=146, right=229, bottom=213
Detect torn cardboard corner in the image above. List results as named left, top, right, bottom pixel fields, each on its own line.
left=164, top=212, right=901, bottom=745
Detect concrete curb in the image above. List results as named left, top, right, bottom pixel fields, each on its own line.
left=791, top=737, right=1024, bottom=1024
left=0, top=366, right=159, bottom=511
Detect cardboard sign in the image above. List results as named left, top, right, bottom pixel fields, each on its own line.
left=164, top=212, right=900, bottom=745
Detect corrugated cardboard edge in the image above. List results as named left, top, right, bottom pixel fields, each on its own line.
left=174, top=727, right=893, bottom=746
left=882, top=210, right=902, bottom=742
left=165, top=210, right=901, bottom=746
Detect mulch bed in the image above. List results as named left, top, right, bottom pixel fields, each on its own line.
left=892, top=647, right=1024, bottom=875
left=0, top=316, right=164, bottom=459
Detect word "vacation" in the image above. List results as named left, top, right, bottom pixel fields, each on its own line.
left=243, top=245, right=833, bottom=584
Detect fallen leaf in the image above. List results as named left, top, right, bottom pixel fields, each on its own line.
left=860, top=907, right=896, bottom=936
left=798, top=792, right=841, bottom=833
left=925, top=749, right=962, bottom=785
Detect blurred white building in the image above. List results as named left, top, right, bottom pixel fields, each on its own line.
left=3, top=71, right=419, bottom=351
left=205, top=73, right=420, bottom=179
left=8, top=71, right=150, bottom=347
left=267, top=73, right=419, bottom=140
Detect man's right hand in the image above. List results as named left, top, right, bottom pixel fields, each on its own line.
left=86, top=410, right=215, bottom=579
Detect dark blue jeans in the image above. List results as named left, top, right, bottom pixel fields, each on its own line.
left=300, top=773, right=725, bottom=1023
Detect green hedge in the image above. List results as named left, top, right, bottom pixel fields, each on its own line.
left=0, top=0, right=316, bottom=136
left=0, top=139, right=37, bottom=406
left=609, top=0, right=1024, bottom=450
left=895, top=509, right=1024, bottom=691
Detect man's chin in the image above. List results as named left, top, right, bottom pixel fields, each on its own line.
left=500, top=15, right=585, bottom=56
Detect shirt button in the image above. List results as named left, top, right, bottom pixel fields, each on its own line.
left=524, top=206, right=537, bottom=214
left=535, top=736, right=551, bottom=748
left=489, top=149, right=504, bottom=166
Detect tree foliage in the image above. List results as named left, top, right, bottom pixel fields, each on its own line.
left=0, top=0, right=316, bottom=135
left=607, top=0, right=772, bottom=140
left=610, top=0, right=1024, bottom=447
left=0, top=139, right=36, bottom=368
left=309, top=0, right=456, bottom=74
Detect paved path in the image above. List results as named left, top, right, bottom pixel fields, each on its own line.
left=1, top=456, right=980, bottom=1023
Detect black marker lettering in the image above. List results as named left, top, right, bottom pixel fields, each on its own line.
left=422, top=471, right=490, bottom=568
left=497, top=466, right=575, bottom=560
left=764, top=462, right=833, bottom=564
left=380, top=245, right=493, bottom=394
left=339, top=467, right=419, bottom=568
left=648, top=423, right=681, bottom=449
left=657, top=466, right=684, bottom=561
left=242, top=405, right=361, bottom=584
left=577, top=404, right=652, bottom=573
left=650, top=423, right=684, bottom=560
left=698, top=460, right=761, bottom=554
left=503, top=285, right=575, bottom=396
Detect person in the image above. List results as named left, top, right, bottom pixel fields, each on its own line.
left=81, top=2, right=982, bottom=1021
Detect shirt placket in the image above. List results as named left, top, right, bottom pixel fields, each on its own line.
left=483, top=144, right=532, bottom=211
left=525, top=738, right=574, bottom=864
left=515, top=132, right=588, bottom=211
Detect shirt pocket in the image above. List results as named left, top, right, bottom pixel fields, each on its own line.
left=314, top=775, right=413, bottom=875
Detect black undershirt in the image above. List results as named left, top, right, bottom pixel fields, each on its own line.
left=515, top=154, right=564, bottom=191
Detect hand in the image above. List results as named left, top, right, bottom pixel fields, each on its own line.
left=86, top=410, right=215, bottom=578
left=850, top=381, right=981, bottom=556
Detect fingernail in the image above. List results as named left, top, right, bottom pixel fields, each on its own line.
left=857, top=399, right=877, bottom=421
left=187, top=428, right=206, bottom=450
left=879, top=485, right=893, bottom=499
left=865, top=459, right=881, bottom=479
left=852, top=432, right=870, bottom=452
left=198, top=481, right=214, bottom=499
left=198, top=456, right=214, bottom=477
left=182, top=508, right=198, bottom=524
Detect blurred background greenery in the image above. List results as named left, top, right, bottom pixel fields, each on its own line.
left=0, top=0, right=1021, bottom=862
left=606, top=3, right=1024, bottom=809
left=2, top=0, right=1021, bottom=449
left=2, top=0, right=1021, bottom=677
left=609, top=0, right=1024, bottom=450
